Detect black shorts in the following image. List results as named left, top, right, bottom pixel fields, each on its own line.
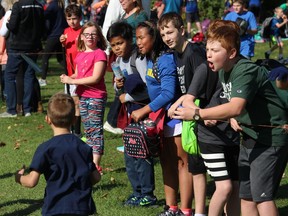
left=239, top=137, right=288, bottom=202
left=199, top=141, right=239, bottom=181
left=188, top=153, right=206, bottom=175
left=186, top=12, right=200, bottom=23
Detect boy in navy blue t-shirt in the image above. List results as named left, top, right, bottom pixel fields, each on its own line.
left=15, top=93, right=101, bottom=216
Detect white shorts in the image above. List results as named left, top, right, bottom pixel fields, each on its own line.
left=163, top=119, right=182, bottom=137
left=64, top=84, right=78, bottom=97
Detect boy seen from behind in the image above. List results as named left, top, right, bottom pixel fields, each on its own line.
left=15, top=93, right=101, bottom=216
left=59, top=4, right=82, bottom=137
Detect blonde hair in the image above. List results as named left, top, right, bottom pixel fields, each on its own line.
left=1, top=0, right=18, bottom=11
left=77, top=21, right=107, bottom=51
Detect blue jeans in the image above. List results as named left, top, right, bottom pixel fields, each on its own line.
left=5, top=50, right=38, bottom=114
left=124, top=151, right=155, bottom=197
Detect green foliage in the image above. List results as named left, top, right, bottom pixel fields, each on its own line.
left=198, top=0, right=225, bottom=20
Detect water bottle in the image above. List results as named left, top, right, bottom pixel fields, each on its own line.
left=144, top=118, right=157, bottom=137
left=111, top=61, right=123, bottom=79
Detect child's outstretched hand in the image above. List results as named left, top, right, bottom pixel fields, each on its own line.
left=15, top=165, right=25, bottom=184
left=268, top=66, right=288, bottom=81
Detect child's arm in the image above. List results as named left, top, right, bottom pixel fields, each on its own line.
left=59, top=34, right=67, bottom=47
left=15, top=166, right=41, bottom=188
left=61, top=61, right=106, bottom=85
left=276, top=15, right=288, bottom=28
left=90, top=169, right=101, bottom=185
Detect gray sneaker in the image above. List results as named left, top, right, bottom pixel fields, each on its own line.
left=0, top=112, right=17, bottom=118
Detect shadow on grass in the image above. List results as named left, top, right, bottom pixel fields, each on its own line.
left=277, top=182, right=288, bottom=199
left=1, top=198, right=43, bottom=216
left=93, top=182, right=126, bottom=192
left=0, top=172, right=14, bottom=180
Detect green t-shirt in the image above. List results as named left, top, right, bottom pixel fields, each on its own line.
left=124, top=10, right=148, bottom=44
left=219, top=58, right=288, bottom=146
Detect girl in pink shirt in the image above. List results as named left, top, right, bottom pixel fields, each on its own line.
left=60, top=21, right=107, bottom=174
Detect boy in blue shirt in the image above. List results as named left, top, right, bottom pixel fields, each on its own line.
left=224, top=0, right=258, bottom=59
left=15, top=93, right=101, bottom=216
left=265, top=7, right=288, bottom=61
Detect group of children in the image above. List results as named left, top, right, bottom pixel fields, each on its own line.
left=14, top=3, right=288, bottom=216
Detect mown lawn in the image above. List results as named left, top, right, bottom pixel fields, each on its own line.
left=0, top=41, right=287, bottom=216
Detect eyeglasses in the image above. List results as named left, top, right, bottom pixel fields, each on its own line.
left=82, top=33, right=97, bottom=39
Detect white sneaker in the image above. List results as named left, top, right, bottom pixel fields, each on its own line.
left=103, top=121, right=124, bottom=134
left=0, top=112, right=17, bottom=118
left=38, top=78, right=47, bottom=87
left=24, top=112, right=31, bottom=117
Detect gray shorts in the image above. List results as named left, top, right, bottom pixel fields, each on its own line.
left=239, top=137, right=288, bottom=202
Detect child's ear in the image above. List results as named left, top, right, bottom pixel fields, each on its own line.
left=229, top=48, right=237, bottom=59
left=180, top=25, right=186, bottom=36
left=45, top=115, right=51, bottom=125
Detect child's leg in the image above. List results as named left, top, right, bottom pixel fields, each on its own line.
left=80, top=97, right=106, bottom=166
left=175, top=136, right=194, bottom=210
left=72, top=95, right=81, bottom=135
left=209, top=179, right=233, bottom=216
left=124, top=152, right=142, bottom=198
left=160, top=136, right=181, bottom=207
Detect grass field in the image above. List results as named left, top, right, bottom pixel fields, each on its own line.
left=0, top=41, right=288, bottom=216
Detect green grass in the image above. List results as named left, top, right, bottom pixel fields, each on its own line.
left=0, top=42, right=288, bottom=216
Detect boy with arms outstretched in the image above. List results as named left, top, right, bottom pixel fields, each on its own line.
left=15, top=93, right=101, bottom=216
left=171, top=20, right=288, bottom=216
left=59, top=4, right=82, bottom=137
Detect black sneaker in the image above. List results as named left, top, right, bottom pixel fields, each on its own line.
left=139, top=195, right=157, bottom=207
left=265, top=52, right=270, bottom=59
left=124, top=195, right=141, bottom=207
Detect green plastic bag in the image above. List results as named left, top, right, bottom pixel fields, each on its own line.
left=181, top=100, right=200, bottom=155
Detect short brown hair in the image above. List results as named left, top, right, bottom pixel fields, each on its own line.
left=65, top=4, right=82, bottom=18
left=207, top=20, right=240, bottom=55
left=158, top=12, right=184, bottom=31
left=77, top=21, right=107, bottom=51
left=47, top=93, right=75, bottom=128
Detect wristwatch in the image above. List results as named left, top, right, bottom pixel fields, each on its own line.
left=193, top=109, right=201, bottom=121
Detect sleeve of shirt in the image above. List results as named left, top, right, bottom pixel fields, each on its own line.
left=95, top=49, right=107, bottom=62
left=248, top=12, right=257, bottom=30
left=135, top=56, right=147, bottom=84
left=6, top=3, right=20, bottom=33
left=187, top=63, right=209, bottom=98
left=149, top=53, right=178, bottom=112
left=0, top=11, right=11, bottom=37
left=230, top=62, right=259, bottom=103
left=29, top=144, right=48, bottom=174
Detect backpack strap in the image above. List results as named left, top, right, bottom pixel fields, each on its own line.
left=130, top=49, right=138, bottom=74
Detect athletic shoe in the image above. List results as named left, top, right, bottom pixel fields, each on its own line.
left=0, top=112, right=17, bottom=118
left=139, top=195, right=157, bottom=207
left=158, top=206, right=185, bottom=216
left=103, top=121, right=123, bottom=134
left=24, top=112, right=31, bottom=117
left=38, top=78, right=47, bottom=87
left=124, top=195, right=141, bottom=207
left=81, top=136, right=87, bottom=142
